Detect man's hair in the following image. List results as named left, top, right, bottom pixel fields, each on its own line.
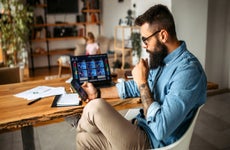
left=135, top=4, right=177, bottom=38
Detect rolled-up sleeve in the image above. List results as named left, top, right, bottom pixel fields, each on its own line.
left=146, top=102, right=161, bottom=122
left=116, top=81, right=126, bottom=99
left=116, top=80, right=140, bottom=99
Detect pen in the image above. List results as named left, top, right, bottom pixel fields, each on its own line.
left=27, top=97, right=42, bottom=105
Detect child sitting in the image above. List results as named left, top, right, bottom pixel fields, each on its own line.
left=85, top=32, right=101, bottom=55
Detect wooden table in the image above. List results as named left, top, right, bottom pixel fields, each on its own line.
left=0, top=77, right=218, bottom=131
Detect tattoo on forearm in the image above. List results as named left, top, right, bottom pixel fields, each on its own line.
left=139, top=83, right=154, bottom=116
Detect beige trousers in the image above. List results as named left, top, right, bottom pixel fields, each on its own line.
left=76, top=98, right=150, bottom=150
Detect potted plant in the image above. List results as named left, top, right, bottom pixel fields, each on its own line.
left=0, top=0, right=33, bottom=67
left=130, top=32, right=142, bottom=65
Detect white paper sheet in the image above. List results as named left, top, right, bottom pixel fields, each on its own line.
left=14, top=86, right=66, bottom=100
left=56, top=93, right=80, bottom=106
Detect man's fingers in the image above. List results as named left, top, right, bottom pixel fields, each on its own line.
left=81, top=81, right=88, bottom=88
left=81, top=82, right=86, bottom=87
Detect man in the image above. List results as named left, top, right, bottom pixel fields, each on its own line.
left=76, top=4, right=207, bottom=149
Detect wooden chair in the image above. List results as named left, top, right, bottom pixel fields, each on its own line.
left=57, top=56, right=71, bottom=77
left=57, top=44, right=86, bottom=77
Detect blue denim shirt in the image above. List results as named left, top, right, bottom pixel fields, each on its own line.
left=116, top=41, right=207, bottom=148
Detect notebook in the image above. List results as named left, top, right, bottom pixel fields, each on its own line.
left=70, top=54, right=115, bottom=88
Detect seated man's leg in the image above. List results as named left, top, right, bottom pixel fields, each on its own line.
left=77, top=131, right=111, bottom=150
left=76, top=98, right=149, bottom=150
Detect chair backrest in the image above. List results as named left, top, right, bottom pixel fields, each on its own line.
left=124, top=105, right=203, bottom=150
left=153, top=104, right=204, bottom=150
left=0, top=66, right=20, bottom=85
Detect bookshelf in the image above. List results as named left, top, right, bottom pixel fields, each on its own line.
left=114, top=26, right=140, bottom=69
left=29, top=0, right=101, bottom=73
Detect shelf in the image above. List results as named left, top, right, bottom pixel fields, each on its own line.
left=32, top=48, right=75, bottom=57
left=82, top=9, right=100, bottom=13
left=32, top=52, right=48, bottom=57
left=33, top=22, right=100, bottom=27
left=85, top=21, right=101, bottom=25
left=32, top=38, right=47, bottom=42
left=35, top=4, right=47, bottom=8
left=49, top=48, right=75, bottom=55
left=114, top=26, right=140, bottom=69
left=33, top=24, right=47, bottom=28
left=34, top=23, right=84, bottom=27
left=32, top=36, right=84, bottom=42
left=114, top=47, right=132, bottom=51
left=47, top=36, right=84, bottom=41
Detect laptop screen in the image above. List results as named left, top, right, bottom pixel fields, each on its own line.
left=70, top=54, right=112, bottom=84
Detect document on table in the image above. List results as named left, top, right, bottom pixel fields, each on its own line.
left=55, top=93, right=81, bottom=106
left=14, top=86, right=66, bottom=100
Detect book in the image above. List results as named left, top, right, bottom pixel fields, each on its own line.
left=51, top=93, right=81, bottom=107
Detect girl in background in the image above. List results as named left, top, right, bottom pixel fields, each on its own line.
left=85, top=32, right=101, bottom=55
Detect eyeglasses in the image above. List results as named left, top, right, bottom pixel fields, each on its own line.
left=142, top=30, right=161, bottom=45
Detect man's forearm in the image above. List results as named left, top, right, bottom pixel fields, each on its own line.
left=139, top=83, right=154, bottom=116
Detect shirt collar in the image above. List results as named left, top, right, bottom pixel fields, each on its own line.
left=163, top=41, right=186, bottom=65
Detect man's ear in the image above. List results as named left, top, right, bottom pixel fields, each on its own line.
left=160, top=30, right=168, bottom=43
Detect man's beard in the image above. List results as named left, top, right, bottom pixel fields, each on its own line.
left=147, top=38, right=168, bottom=69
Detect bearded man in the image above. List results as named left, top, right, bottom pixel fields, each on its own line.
left=76, top=4, right=207, bottom=149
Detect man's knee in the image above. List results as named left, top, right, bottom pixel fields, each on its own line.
left=84, top=98, right=105, bottom=114
left=76, top=132, right=89, bottom=149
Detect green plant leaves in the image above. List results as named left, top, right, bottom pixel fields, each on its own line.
left=0, top=0, right=33, bottom=66
left=130, top=32, right=142, bottom=59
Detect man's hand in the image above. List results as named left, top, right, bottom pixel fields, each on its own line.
left=81, top=82, right=98, bottom=102
left=132, top=58, right=149, bottom=87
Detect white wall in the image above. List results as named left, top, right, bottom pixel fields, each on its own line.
left=172, top=0, right=208, bottom=68
left=102, top=0, right=171, bottom=40
left=102, top=0, right=131, bottom=38
left=205, top=0, right=230, bottom=89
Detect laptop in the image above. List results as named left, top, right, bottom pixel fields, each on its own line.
left=70, top=54, right=115, bottom=88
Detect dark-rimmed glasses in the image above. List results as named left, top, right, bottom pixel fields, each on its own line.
left=142, top=30, right=161, bottom=45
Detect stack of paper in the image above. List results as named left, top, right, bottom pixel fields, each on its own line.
left=14, top=86, right=66, bottom=100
